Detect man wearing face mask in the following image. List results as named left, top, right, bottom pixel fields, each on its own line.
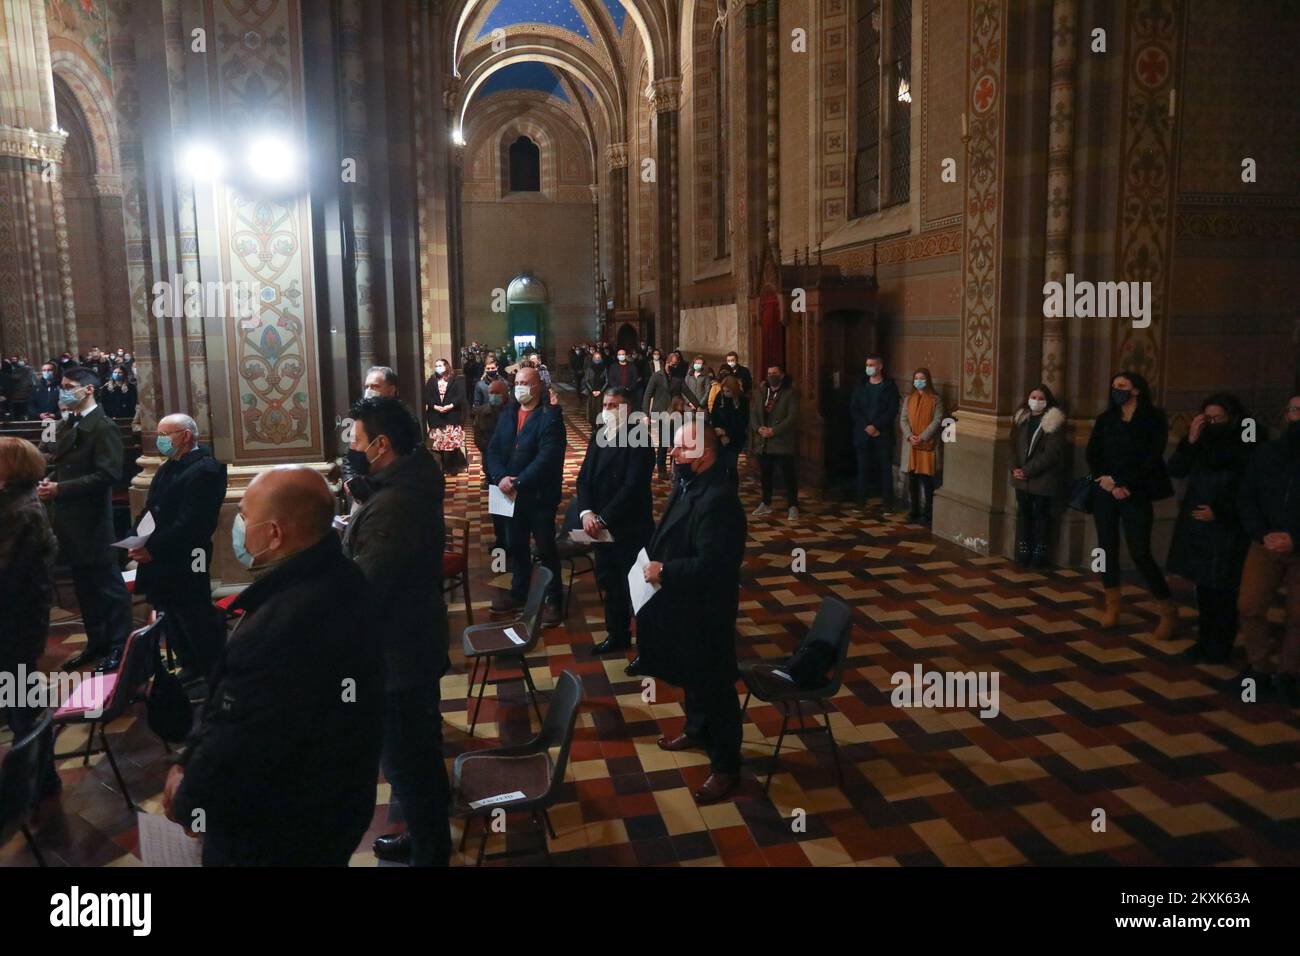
left=575, top=388, right=654, bottom=657
left=722, top=351, right=752, bottom=397
left=342, top=367, right=399, bottom=506
left=684, top=356, right=713, bottom=412
left=486, top=366, right=567, bottom=625
left=31, top=362, right=61, bottom=419
left=341, top=398, right=452, bottom=866
left=583, top=348, right=606, bottom=427
left=128, top=414, right=228, bottom=684
left=604, top=346, right=643, bottom=409
left=164, top=466, right=384, bottom=865
left=635, top=421, right=747, bottom=802
left=39, top=367, right=133, bottom=672
left=751, top=364, right=800, bottom=519
left=850, top=354, right=901, bottom=514
left=5, top=357, right=36, bottom=420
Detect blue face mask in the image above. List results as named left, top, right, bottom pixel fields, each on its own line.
left=42, top=371, right=54, bottom=382
left=58, top=387, right=83, bottom=409
left=913, top=379, right=927, bottom=390
left=232, top=513, right=270, bottom=569
left=157, top=435, right=175, bottom=458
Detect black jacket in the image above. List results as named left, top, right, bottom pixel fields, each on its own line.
left=719, top=363, right=753, bottom=397
left=1238, top=436, right=1300, bottom=544
left=574, top=429, right=654, bottom=556
left=46, top=405, right=124, bottom=564
left=134, top=446, right=228, bottom=604
left=424, top=374, right=467, bottom=429
left=850, top=377, right=900, bottom=448
left=0, top=484, right=58, bottom=666
left=173, top=534, right=383, bottom=866
left=636, top=465, right=747, bottom=687
left=486, top=399, right=567, bottom=510
left=30, top=379, right=60, bottom=417
left=603, top=362, right=643, bottom=402
left=1167, top=430, right=1253, bottom=589
left=1085, top=405, right=1174, bottom=501
left=100, top=381, right=138, bottom=419
left=1011, top=406, right=1067, bottom=497
left=342, top=446, right=448, bottom=690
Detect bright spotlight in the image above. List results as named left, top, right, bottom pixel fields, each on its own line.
left=452, top=127, right=466, bottom=146
left=245, top=134, right=299, bottom=187
left=182, top=142, right=225, bottom=181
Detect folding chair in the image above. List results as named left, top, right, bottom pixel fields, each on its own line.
left=740, top=597, right=854, bottom=791
left=0, top=708, right=55, bottom=866
left=462, top=566, right=552, bottom=737
left=453, top=670, right=583, bottom=865
left=444, top=514, right=474, bottom=624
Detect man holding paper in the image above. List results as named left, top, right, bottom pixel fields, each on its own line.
left=575, top=388, right=653, bottom=657
left=486, top=366, right=567, bottom=627
left=128, top=413, right=228, bottom=683
left=636, top=420, right=747, bottom=804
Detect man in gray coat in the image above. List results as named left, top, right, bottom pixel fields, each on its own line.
left=750, top=364, right=801, bottom=520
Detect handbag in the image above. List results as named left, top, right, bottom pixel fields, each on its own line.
left=146, top=651, right=194, bottom=743
left=1067, top=474, right=1095, bottom=514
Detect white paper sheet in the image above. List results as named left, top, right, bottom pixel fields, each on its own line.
left=628, top=547, right=661, bottom=615
left=569, top=527, right=614, bottom=545
left=122, top=568, right=137, bottom=584
left=137, top=811, right=202, bottom=867
left=112, top=511, right=155, bottom=551
left=488, top=484, right=516, bottom=517
left=332, top=514, right=350, bottom=533
left=503, top=627, right=526, bottom=645
left=468, top=790, right=526, bottom=810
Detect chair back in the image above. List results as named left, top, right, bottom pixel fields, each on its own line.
left=800, top=597, right=854, bottom=696
left=0, top=708, right=54, bottom=848
left=445, top=515, right=470, bottom=563
left=103, top=616, right=166, bottom=722
left=539, top=671, right=583, bottom=798
left=518, top=565, right=553, bottom=650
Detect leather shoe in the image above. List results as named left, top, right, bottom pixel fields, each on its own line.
left=592, top=638, right=631, bottom=655
left=62, top=646, right=108, bottom=671
left=692, top=772, right=738, bottom=804
left=624, top=656, right=643, bottom=677
left=542, top=603, right=565, bottom=628
left=373, top=832, right=411, bottom=863
left=96, top=648, right=124, bottom=673
left=657, top=734, right=699, bottom=752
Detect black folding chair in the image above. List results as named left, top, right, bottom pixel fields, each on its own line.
left=462, top=567, right=553, bottom=736
left=0, top=708, right=55, bottom=866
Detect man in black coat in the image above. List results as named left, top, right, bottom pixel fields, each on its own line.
left=604, top=346, right=644, bottom=409
left=39, top=366, right=132, bottom=671
left=128, top=413, right=228, bottom=683
left=486, top=366, right=567, bottom=625
left=31, top=361, right=61, bottom=418
left=850, top=354, right=901, bottom=513
left=341, top=366, right=399, bottom=506
left=637, top=419, right=747, bottom=804
left=342, top=397, right=452, bottom=866
left=164, top=466, right=383, bottom=866
left=575, top=388, right=654, bottom=657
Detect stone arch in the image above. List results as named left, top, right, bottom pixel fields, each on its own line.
left=49, top=43, right=119, bottom=183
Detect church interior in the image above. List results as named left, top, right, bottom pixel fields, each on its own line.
left=1, top=0, right=1299, bottom=874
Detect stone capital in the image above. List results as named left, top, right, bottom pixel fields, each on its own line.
left=91, top=173, right=123, bottom=198
left=646, top=77, right=682, bottom=114
left=0, top=124, right=68, bottom=164
left=606, top=142, right=629, bottom=169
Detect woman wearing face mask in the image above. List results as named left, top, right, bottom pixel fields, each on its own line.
left=1165, top=394, right=1254, bottom=663
left=643, top=355, right=679, bottom=481
left=0, top=436, right=62, bottom=800
left=423, top=358, right=467, bottom=475
left=100, top=366, right=138, bottom=419
left=706, top=375, right=748, bottom=486
left=1085, top=371, right=1176, bottom=634
left=899, top=368, right=945, bottom=523
left=1010, top=385, right=1066, bottom=567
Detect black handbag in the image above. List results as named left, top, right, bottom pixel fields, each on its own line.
left=1067, top=474, right=1095, bottom=514
left=146, top=652, right=194, bottom=743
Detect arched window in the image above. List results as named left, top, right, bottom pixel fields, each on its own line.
left=853, top=0, right=912, bottom=217
left=508, top=135, right=541, bottom=192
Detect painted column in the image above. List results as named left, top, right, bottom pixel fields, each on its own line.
left=1040, top=0, right=1077, bottom=393
left=340, top=0, right=375, bottom=369
left=649, top=78, right=681, bottom=347
left=605, top=140, right=629, bottom=309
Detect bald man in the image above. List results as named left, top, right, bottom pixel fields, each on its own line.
left=635, top=420, right=747, bottom=804
left=164, top=466, right=384, bottom=866
left=129, top=413, right=228, bottom=682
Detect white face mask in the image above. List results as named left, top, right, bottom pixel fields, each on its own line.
left=1028, top=398, right=1047, bottom=413
left=866, top=366, right=879, bottom=378
left=363, top=387, right=380, bottom=399
left=514, top=384, right=533, bottom=404
left=435, top=365, right=447, bottom=376
left=601, top=409, right=620, bottom=430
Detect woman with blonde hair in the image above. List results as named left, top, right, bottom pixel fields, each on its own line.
left=0, top=436, right=61, bottom=799
left=899, top=368, right=945, bottom=522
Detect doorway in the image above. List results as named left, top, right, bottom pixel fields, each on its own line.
left=821, top=309, right=875, bottom=490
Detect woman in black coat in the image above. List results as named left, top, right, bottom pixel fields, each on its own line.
left=1010, top=383, right=1067, bottom=567
left=424, top=358, right=467, bottom=474
left=0, top=436, right=61, bottom=798
left=708, top=375, right=749, bottom=485
left=1166, top=393, right=1254, bottom=663
left=1085, top=370, right=1176, bottom=635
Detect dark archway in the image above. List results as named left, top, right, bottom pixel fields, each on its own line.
left=508, top=135, right=541, bottom=192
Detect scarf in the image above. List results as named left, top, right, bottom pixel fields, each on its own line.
left=906, top=389, right=938, bottom=451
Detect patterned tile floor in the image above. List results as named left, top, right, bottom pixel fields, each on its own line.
left=3, top=388, right=1298, bottom=867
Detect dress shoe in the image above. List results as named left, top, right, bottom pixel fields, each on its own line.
left=592, top=637, right=631, bottom=655
left=373, top=832, right=411, bottom=863
left=490, top=592, right=524, bottom=614
left=542, top=602, right=565, bottom=628
left=624, top=656, right=643, bottom=677
left=657, top=733, right=699, bottom=752
left=96, top=648, right=124, bottom=673
left=692, top=772, right=738, bottom=804
left=62, top=646, right=108, bottom=671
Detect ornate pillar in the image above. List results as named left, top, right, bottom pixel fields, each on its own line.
left=340, top=0, right=376, bottom=369
left=765, top=0, right=779, bottom=248
left=605, top=141, right=630, bottom=310
left=1040, top=0, right=1077, bottom=393
left=648, top=78, right=681, bottom=347
left=0, top=0, right=72, bottom=359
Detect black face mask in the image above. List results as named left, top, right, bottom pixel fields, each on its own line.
left=1110, top=388, right=1132, bottom=408
left=767, top=376, right=781, bottom=388
left=346, top=448, right=370, bottom=476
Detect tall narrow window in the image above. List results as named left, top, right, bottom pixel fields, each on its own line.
left=714, top=25, right=730, bottom=258
left=853, top=0, right=911, bottom=217
left=508, top=135, right=541, bottom=192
